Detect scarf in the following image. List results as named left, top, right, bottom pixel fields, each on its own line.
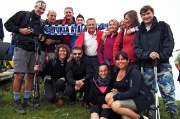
left=97, top=74, right=111, bottom=86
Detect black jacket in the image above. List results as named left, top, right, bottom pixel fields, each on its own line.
left=38, top=58, right=66, bottom=80
left=89, top=78, right=113, bottom=107
left=4, top=10, right=41, bottom=45
left=134, top=17, right=174, bottom=67
left=66, top=56, right=93, bottom=86
left=113, top=66, right=154, bottom=112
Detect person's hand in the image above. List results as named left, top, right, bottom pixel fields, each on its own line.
left=126, top=29, right=132, bottom=35
left=111, top=88, right=118, bottom=92
left=149, top=52, right=160, bottom=60
left=101, top=31, right=111, bottom=40
left=59, top=77, right=66, bottom=81
left=75, top=85, right=80, bottom=90
left=75, top=80, right=84, bottom=88
left=34, top=65, right=39, bottom=71
left=67, top=55, right=73, bottom=62
left=102, top=104, right=110, bottom=109
left=19, top=28, right=31, bottom=35
left=45, top=39, right=55, bottom=45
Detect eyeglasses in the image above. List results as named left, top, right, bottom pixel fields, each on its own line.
left=73, top=53, right=81, bottom=55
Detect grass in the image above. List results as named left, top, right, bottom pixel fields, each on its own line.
left=0, top=79, right=180, bottom=119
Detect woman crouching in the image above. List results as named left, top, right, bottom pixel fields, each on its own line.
left=105, top=51, right=154, bottom=119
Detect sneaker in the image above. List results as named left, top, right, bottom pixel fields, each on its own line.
left=78, top=92, right=84, bottom=102
left=168, top=113, right=177, bottom=119
left=139, top=116, right=148, bottom=119
left=23, top=98, right=40, bottom=109
left=13, top=99, right=26, bottom=115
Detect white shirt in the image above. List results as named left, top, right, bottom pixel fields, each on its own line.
left=83, top=31, right=98, bottom=56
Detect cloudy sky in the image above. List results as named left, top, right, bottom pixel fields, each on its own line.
left=0, top=0, right=179, bottom=100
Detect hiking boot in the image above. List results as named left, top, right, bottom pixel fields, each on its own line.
left=168, top=113, right=177, bottom=119
left=13, top=99, right=26, bottom=115
left=56, top=98, right=64, bottom=108
left=23, top=98, right=40, bottom=109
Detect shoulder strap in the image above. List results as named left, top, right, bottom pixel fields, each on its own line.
left=20, top=11, right=32, bottom=28
left=159, top=21, right=166, bottom=35
left=120, top=29, right=125, bottom=50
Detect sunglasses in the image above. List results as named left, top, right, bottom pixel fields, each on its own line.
left=73, top=53, right=81, bottom=55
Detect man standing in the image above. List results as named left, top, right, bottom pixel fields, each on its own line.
left=65, top=46, right=93, bottom=108
left=4, top=0, right=46, bottom=114
left=39, top=10, right=62, bottom=71
left=75, top=18, right=103, bottom=78
left=134, top=5, right=178, bottom=119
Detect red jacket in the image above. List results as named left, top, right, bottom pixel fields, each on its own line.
left=113, top=28, right=139, bottom=66
left=74, top=30, right=103, bottom=51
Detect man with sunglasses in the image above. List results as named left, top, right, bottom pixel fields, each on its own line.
left=65, top=46, right=93, bottom=108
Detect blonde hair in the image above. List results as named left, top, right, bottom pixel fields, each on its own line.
left=108, top=19, right=119, bottom=32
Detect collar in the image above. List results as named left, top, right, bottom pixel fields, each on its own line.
left=87, top=30, right=96, bottom=36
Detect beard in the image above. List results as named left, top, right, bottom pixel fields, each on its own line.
left=75, top=57, right=81, bottom=62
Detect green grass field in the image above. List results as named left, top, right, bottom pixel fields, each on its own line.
left=0, top=79, right=179, bottom=119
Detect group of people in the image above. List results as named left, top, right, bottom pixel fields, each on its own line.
left=2, top=0, right=179, bottom=119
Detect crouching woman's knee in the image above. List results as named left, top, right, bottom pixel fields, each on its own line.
left=105, top=92, right=114, bottom=104
left=111, top=101, right=121, bottom=112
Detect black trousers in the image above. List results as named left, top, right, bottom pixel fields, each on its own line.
left=65, top=80, right=91, bottom=103
left=45, top=79, right=66, bottom=103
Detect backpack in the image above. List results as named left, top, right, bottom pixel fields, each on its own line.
left=7, top=11, right=32, bottom=55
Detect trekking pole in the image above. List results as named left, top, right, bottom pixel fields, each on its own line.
left=33, top=43, right=40, bottom=99
left=153, top=59, right=160, bottom=119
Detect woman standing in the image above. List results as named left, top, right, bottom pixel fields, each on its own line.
left=97, top=19, right=119, bottom=77
left=113, top=10, right=140, bottom=70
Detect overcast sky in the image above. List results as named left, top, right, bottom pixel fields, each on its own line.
left=0, top=0, right=180, bottom=100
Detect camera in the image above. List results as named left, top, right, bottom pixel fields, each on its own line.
left=28, top=27, right=35, bottom=33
